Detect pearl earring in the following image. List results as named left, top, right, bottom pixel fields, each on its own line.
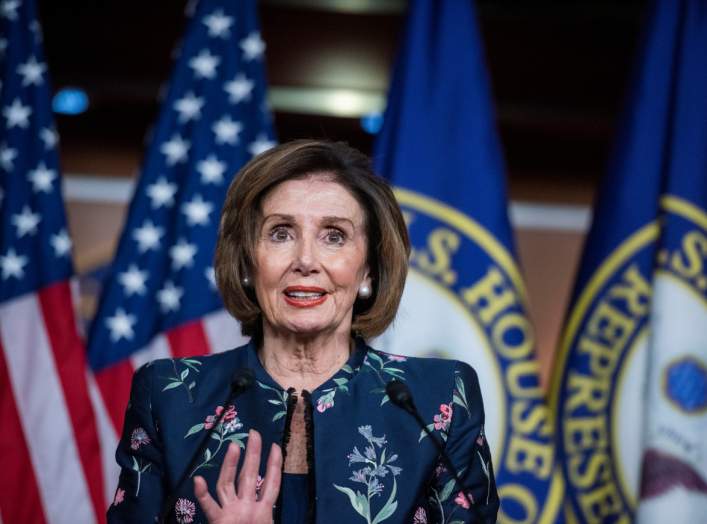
left=358, top=284, right=372, bottom=299
left=241, top=275, right=251, bottom=287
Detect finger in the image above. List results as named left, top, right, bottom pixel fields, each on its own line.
left=259, top=443, right=283, bottom=505
left=216, top=442, right=240, bottom=504
left=194, top=475, right=221, bottom=521
left=237, top=429, right=262, bottom=499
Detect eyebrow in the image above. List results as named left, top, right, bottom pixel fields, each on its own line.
left=262, top=214, right=357, bottom=229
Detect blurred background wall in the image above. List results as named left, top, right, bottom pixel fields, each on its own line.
left=39, top=0, right=648, bottom=387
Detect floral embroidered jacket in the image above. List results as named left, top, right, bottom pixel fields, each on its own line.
left=107, top=340, right=499, bottom=524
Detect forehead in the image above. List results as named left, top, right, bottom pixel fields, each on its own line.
left=260, top=174, right=365, bottom=223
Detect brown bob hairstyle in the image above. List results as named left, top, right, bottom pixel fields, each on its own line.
left=214, top=139, right=410, bottom=341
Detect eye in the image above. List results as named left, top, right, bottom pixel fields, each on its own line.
left=268, top=225, right=292, bottom=242
left=324, top=228, right=346, bottom=245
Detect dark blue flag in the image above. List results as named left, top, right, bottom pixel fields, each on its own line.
left=373, top=1, right=562, bottom=522
left=552, top=0, right=707, bottom=522
left=86, top=0, right=275, bottom=443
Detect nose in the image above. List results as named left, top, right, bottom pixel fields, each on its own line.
left=292, top=236, right=319, bottom=275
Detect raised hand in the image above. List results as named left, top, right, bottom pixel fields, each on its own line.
left=194, top=430, right=282, bottom=524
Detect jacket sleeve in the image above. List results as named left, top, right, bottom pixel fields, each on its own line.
left=107, top=363, right=166, bottom=523
left=427, top=361, right=499, bottom=523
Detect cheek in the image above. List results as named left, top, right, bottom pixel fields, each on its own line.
left=328, top=256, right=368, bottom=290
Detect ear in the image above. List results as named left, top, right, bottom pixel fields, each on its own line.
left=361, top=266, right=372, bottom=289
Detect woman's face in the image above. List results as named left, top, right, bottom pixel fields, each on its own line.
left=253, top=173, right=371, bottom=339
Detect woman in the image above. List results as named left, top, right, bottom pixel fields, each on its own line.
left=108, top=140, right=499, bottom=523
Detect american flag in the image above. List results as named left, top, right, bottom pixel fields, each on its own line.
left=0, top=0, right=106, bottom=522
left=86, top=0, right=275, bottom=495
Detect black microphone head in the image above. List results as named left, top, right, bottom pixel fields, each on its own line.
left=386, top=379, right=415, bottom=413
left=231, top=367, right=255, bottom=392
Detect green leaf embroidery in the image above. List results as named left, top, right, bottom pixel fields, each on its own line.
left=372, top=477, right=398, bottom=524
left=419, top=423, right=435, bottom=442
left=184, top=423, right=205, bottom=438
left=333, top=485, right=369, bottom=519
left=162, top=381, right=182, bottom=392
left=272, top=411, right=286, bottom=421
left=366, top=351, right=385, bottom=368
left=439, top=478, right=456, bottom=502
left=180, top=369, right=189, bottom=380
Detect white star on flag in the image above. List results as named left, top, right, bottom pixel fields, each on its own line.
left=174, top=92, right=204, bottom=122
left=50, top=229, right=72, bottom=257
left=106, top=308, right=136, bottom=342
left=203, top=10, right=233, bottom=38
left=197, top=155, right=226, bottom=184
left=224, top=73, right=254, bottom=103
left=157, top=281, right=184, bottom=313
left=212, top=115, right=242, bottom=145
left=3, top=98, right=32, bottom=129
left=118, top=264, right=149, bottom=296
left=132, top=220, right=164, bottom=252
left=240, top=31, right=265, bottom=61
left=182, top=194, right=213, bottom=226
left=170, top=239, right=197, bottom=270
left=0, top=143, right=17, bottom=171
left=146, top=177, right=177, bottom=208
left=40, top=127, right=58, bottom=149
left=12, top=205, right=41, bottom=237
left=248, top=134, right=276, bottom=156
left=189, top=49, right=220, bottom=79
left=205, top=266, right=217, bottom=289
left=28, top=162, right=56, bottom=193
left=0, top=0, right=19, bottom=20
left=160, top=134, right=190, bottom=165
left=17, top=56, right=46, bottom=86
left=0, top=248, right=28, bottom=279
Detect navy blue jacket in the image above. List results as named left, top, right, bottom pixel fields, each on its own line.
left=107, top=340, right=499, bottom=523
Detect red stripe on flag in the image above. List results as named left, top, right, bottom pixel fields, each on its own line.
left=0, top=338, right=48, bottom=524
left=95, top=360, right=135, bottom=438
left=167, top=319, right=211, bottom=358
left=38, top=281, right=107, bottom=522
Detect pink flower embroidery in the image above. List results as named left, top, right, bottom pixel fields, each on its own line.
left=455, top=491, right=473, bottom=509
left=174, top=498, right=196, bottom=523
left=130, top=427, right=151, bottom=450
left=434, top=462, right=447, bottom=478
left=387, top=354, right=407, bottom=362
left=413, top=506, right=427, bottom=523
left=433, top=403, right=453, bottom=431
left=204, top=404, right=236, bottom=429
left=223, top=405, right=237, bottom=421
left=476, top=434, right=485, bottom=446
left=112, top=488, right=125, bottom=506
left=317, top=399, right=334, bottom=413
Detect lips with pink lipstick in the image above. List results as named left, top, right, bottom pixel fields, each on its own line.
left=283, top=286, right=328, bottom=308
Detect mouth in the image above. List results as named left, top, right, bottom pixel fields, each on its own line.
left=283, top=286, right=328, bottom=308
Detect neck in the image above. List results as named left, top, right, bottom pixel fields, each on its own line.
left=259, top=328, right=352, bottom=392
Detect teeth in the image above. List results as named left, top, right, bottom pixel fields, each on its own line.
left=286, top=291, right=323, bottom=298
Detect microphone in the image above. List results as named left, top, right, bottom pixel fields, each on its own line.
left=159, top=367, right=255, bottom=523
left=386, top=380, right=486, bottom=521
